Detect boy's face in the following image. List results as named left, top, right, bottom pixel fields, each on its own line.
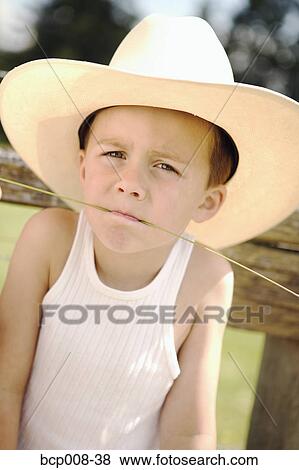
left=79, top=105, right=226, bottom=253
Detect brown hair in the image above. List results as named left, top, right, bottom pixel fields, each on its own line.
left=78, top=109, right=239, bottom=188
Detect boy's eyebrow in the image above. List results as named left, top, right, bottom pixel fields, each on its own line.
left=96, top=137, right=187, bottom=163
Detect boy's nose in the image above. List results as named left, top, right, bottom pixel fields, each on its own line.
left=114, top=164, right=147, bottom=200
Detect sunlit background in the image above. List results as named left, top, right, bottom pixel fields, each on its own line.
left=0, top=0, right=298, bottom=450
left=0, top=0, right=248, bottom=52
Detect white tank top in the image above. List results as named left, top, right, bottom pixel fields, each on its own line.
left=17, top=209, right=196, bottom=450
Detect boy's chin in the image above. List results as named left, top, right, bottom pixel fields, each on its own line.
left=94, top=229, right=177, bottom=255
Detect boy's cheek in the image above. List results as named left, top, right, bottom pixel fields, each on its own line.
left=80, top=175, right=107, bottom=202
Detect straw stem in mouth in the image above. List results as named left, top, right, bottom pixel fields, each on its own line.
left=0, top=176, right=298, bottom=298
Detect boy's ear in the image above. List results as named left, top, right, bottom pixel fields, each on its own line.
left=191, top=185, right=227, bottom=224
left=79, top=150, right=86, bottom=184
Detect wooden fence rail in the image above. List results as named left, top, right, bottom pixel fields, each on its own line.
left=0, top=146, right=298, bottom=449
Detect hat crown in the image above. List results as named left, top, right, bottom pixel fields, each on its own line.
left=109, top=14, right=234, bottom=84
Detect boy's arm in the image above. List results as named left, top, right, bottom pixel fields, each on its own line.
left=159, top=260, right=234, bottom=450
left=0, top=209, right=57, bottom=449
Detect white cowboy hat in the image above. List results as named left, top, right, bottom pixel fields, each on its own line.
left=0, top=13, right=298, bottom=249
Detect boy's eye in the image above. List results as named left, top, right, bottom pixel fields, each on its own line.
left=103, top=151, right=124, bottom=159
left=155, top=162, right=179, bottom=174
left=103, top=151, right=179, bottom=175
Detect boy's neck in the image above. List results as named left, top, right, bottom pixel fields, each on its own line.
left=92, top=234, right=177, bottom=291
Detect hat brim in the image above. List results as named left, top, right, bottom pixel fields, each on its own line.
left=1, top=58, right=299, bottom=249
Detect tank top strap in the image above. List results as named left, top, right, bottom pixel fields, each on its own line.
left=163, top=231, right=197, bottom=303
left=57, top=208, right=87, bottom=275
left=159, top=231, right=196, bottom=380
left=42, top=209, right=86, bottom=301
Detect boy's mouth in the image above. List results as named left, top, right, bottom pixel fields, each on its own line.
left=110, top=210, right=140, bottom=222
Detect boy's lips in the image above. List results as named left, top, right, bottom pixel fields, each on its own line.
left=110, top=210, right=140, bottom=222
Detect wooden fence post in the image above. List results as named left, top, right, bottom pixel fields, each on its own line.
left=246, top=335, right=299, bottom=449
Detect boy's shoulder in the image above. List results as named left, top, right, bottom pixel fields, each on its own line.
left=38, top=207, right=79, bottom=242
left=30, top=207, right=77, bottom=240
left=28, top=207, right=78, bottom=287
left=40, top=206, right=77, bottom=224
left=187, top=242, right=234, bottom=309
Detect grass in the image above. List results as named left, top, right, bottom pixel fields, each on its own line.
left=0, top=201, right=265, bottom=449
left=217, top=327, right=265, bottom=448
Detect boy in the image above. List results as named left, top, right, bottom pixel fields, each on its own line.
left=0, top=103, right=235, bottom=449
left=0, top=14, right=298, bottom=450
